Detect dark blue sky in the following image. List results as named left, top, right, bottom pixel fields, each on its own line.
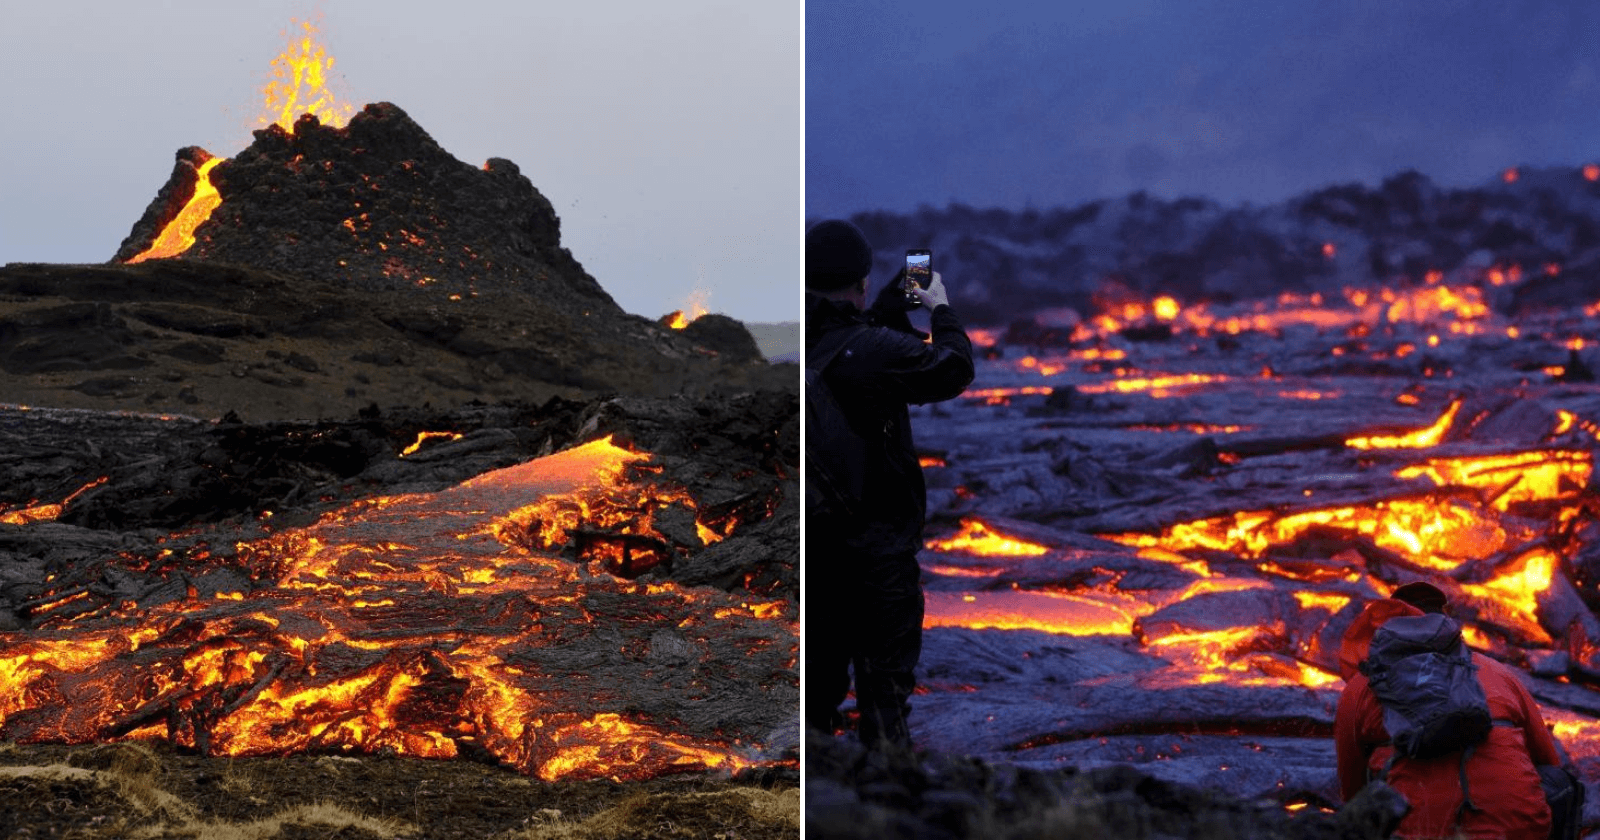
left=807, top=0, right=1600, bottom=218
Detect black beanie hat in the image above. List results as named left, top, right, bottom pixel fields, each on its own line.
left=806, top=220, right=873, bottom=291
left=1391, top=581, right=1448, bottom=614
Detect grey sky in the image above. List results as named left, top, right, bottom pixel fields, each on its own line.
left=1, top=0, right=800, bottom=324
left=807, top=0, right=1600, bottom=217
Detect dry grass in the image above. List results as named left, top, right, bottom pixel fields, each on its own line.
left=502, top=787, right=800, bottom=840
left=0, top=741, right=796, bottom=840
left=128, top=801, right=409, bottom=840
left=0, top=743, right=409, bottom=839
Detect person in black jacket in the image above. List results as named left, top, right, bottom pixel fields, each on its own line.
left=805, top=219, right=974, bottom=748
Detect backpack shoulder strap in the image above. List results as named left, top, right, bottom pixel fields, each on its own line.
left=807, top=324, right=867, bottom=373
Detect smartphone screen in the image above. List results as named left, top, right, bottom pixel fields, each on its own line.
left=905, top=249, right=932, bottom=290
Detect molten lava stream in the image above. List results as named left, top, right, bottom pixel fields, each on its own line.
left=1544, top=709, right=1600, bottom=761
left=0, top=437, right=791, bottom=781
left=923, top=590, right=1145, bottom=636
left=126, top=158, right=224, bottom=264
left=0, top=477, right=108, bottom=525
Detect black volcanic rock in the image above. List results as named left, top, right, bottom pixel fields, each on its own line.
left=116, top=102, right=610, bottom=312
left=834, top=162, right=1600, bottom=326
left=681, top=313, right=767, bottom=364
left=79, top=103, right=796, bottom=421
left=0, top=260, right=794, bottom=422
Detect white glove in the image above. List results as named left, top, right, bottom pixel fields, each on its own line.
left=909, top=271, right=950, bottom=310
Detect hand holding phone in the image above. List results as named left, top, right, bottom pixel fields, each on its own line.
left=903, top=249, right=931, bottom=308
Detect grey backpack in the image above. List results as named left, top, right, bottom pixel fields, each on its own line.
left=1359, top=613, right=1493, bottom=760
left=1359, top=612, right=1496, bottom=821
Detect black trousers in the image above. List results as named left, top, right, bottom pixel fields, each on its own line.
left=805, top=547, right=924, bottom=748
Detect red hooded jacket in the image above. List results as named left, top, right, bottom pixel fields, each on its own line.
left=1335, top=598, right=1561, bottom=839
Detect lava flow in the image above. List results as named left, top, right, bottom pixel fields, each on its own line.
left=908, top=267, right=1600, bottom=795
left=126, top=157, right=223, bottom=264
left=0, top=438, right=794, bottom=781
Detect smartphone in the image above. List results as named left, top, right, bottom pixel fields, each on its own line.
left=904, top=249, right=932, bottom=303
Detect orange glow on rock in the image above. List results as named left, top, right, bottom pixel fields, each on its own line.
left=1107, top=450, right=1587, bottom=583
left=1108, top=497, right=1501, bottom=573
left=1078, top=373, right=1230, bottom=395
left=964, top=386, right=1053, bottom=405
left=1293, top=591, right=1351, bottom=614
left=400, top=431, right=464, bottom=457
left=1124, top=423, right=1248, bottom=434
left=1395, top=449, right=1590, bottom=511
left=1345, top=400, right=1461, bottom=450
left=1460, top=549, right=1557, bottom=645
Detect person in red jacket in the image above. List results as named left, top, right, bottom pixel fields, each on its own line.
left=1335, top=582, right=1562, bottom=839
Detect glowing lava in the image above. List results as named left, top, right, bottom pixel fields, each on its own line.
left=0, top=438, right=790, bottom=780
left=399, top=431, right=465, bottom=457
left=127, top=158, right=223, bottom=264
left=924, top=590, right=1142, bottom=636
left=667, top=287, right=712, bottom=330
left=1078, top=373, right=1231, bottom=396
left=1345, top=400, right=1461, bottom=449
left=262, top=19, right=356, bottom=132
left=1395, top=449, right=1591, bottom=510
left=0, top=477, right=108, bottom=525
left=926, top=518, right=1049, bottom=557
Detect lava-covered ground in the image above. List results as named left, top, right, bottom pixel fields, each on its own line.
left=809, top=273, right=1600, bottom=838
left=0, top=366, right=798, bottom=838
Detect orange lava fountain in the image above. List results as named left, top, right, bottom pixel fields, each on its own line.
left=262, top=19, right=356, bottom=132
left=666, top=288, right=711, bottom=330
